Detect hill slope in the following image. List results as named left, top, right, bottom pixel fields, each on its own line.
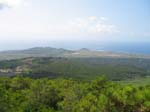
left=0, top=57, right=150, bottom=80
left=0, top=47, right=150, bottom=60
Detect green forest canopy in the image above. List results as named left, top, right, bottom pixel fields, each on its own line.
left=0, top=76, right=150, bottom=112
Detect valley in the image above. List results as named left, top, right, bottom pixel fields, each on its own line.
left=0, top=47, right=150, bottom=81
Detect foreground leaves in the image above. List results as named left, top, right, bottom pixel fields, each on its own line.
left=0, top=76, right=150, bottom=112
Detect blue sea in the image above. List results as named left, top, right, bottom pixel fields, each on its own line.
left=94, top=42, right=150, bottom=55
left=50, top=41, right=150, bottom=55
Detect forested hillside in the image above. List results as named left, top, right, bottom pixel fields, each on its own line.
left=0, top=76, right=150, bottom=112
left=0, top=54, right=150, bottom=112
left=0, top=57, right=150, bottom=80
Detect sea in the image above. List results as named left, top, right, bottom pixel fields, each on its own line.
left=94, top=42, right=150, bottom=55
left=55, top=41, right=150, bottom=55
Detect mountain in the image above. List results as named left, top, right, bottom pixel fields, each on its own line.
left=0, top=47, right=73, bottom=60
left=0, top=47, right=150, bottom=61
left=0, top=47, right=150, bottom=80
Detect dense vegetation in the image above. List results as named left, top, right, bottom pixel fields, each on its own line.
left=0, top=76, right=150, bottom=112
left=0, top=54, right=150, bottom=111
left=0, top=57, right=150, bottom=80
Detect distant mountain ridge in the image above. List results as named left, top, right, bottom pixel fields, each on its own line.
left=0, top=47, right=150, bottom=60
left=0, top=47, right=72, bottom=54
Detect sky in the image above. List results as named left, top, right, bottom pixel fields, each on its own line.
left=0, top=0, right=149, bottom=50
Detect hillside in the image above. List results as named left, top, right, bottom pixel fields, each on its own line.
left=0, top=47, right=73, bottom=60
left=0, top=57, right=150, bottom=80
left=0, top=47, right=150, bottom=61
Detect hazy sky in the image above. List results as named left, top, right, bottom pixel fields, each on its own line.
left=0, top=0, right=149, bottom=50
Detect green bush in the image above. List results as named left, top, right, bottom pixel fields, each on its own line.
left=0, top=76, right=149, bottom=112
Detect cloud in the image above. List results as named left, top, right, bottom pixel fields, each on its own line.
left=0, top=3, right=4, bottom=9
left=65, top=16, right=120, bottom=34
left=143, top=32, right=150, bottom=37
left=0, top=15, right=119, bottom=38
left=89, top=16, right=97, bottom=21
left=0, top=0, right=26, bottom=9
